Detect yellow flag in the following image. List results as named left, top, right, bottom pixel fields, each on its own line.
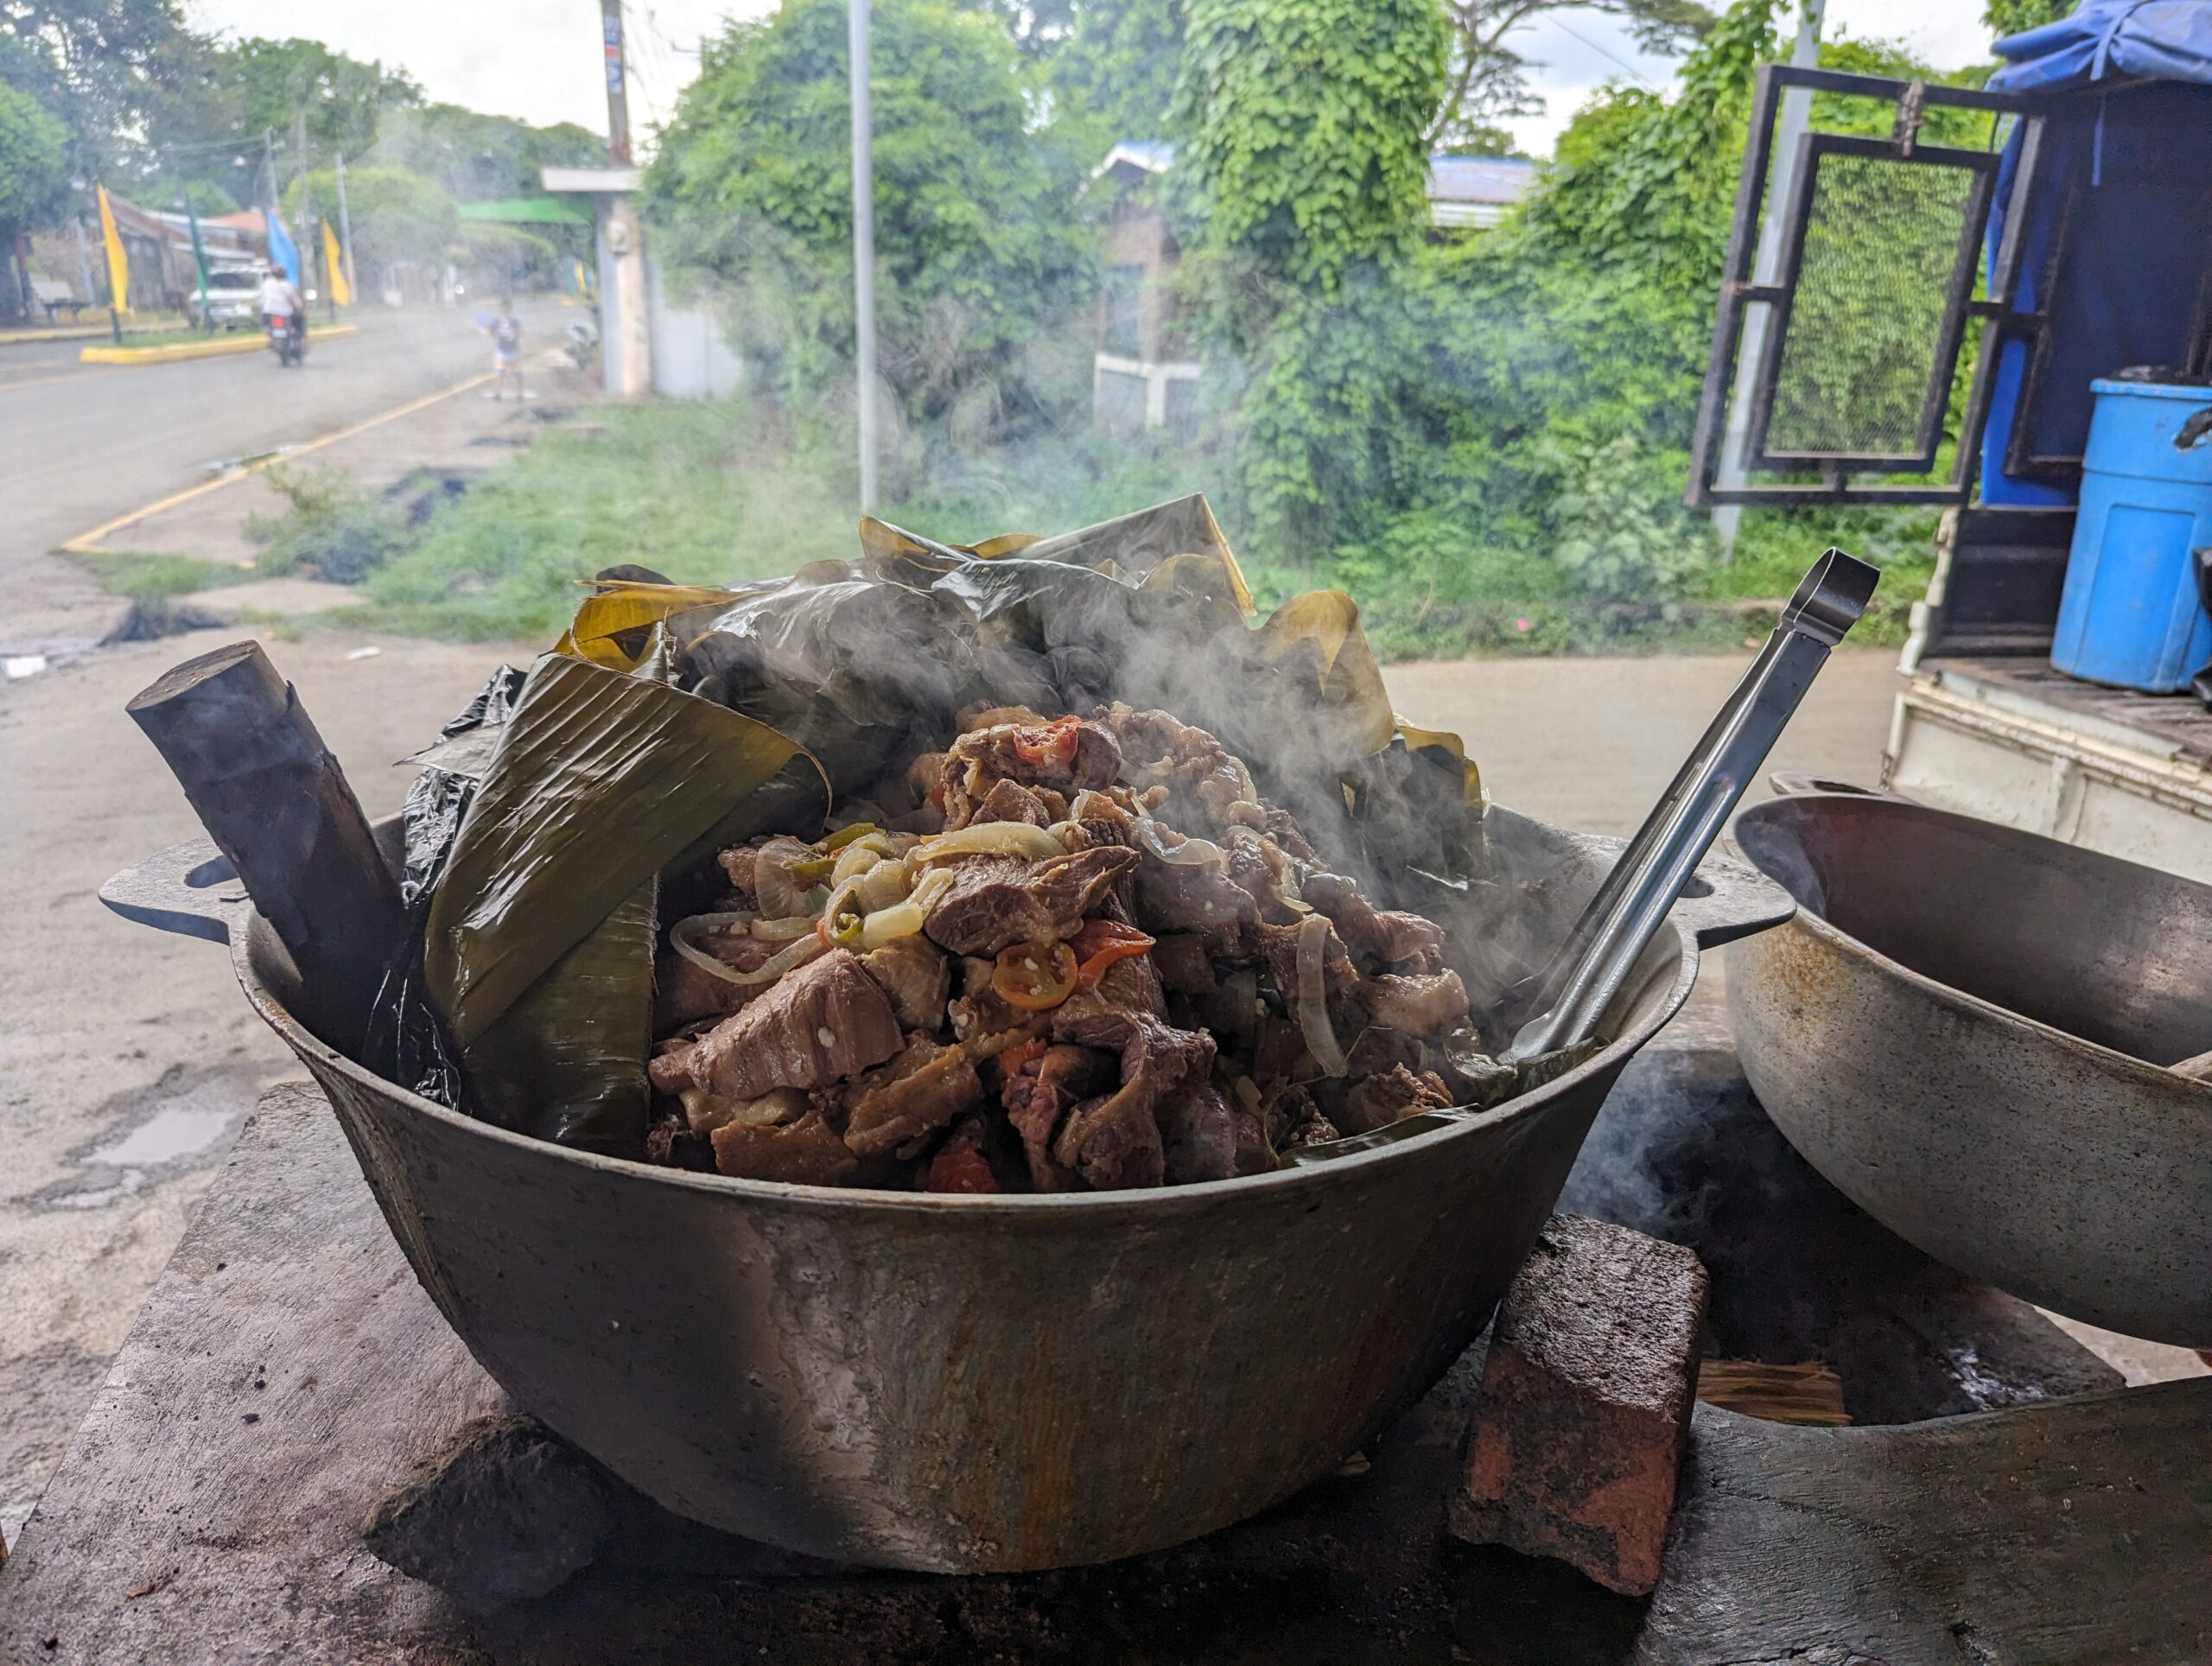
left=96, top=185, right=130, bottom=315
left=322, top=219, right=352, bottom=307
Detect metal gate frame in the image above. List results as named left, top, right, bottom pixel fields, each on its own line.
left=1688, top=65, right=2046, bottom=508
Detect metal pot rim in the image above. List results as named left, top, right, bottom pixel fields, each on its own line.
left=1734, top=794, right=2212, bottom=1097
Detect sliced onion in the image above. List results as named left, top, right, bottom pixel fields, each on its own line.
left=749, top=914, right=819, bottom=940
left=831, top=836, right=893, bottom=887
left=855, top=857, right=912, bottom=914
left=910, top=822, right=1067, bottom=863
left=1294, top=913, right=1348, bottom=1078
left=671, top=914, right=825, bottom=986
left=858, top=867, right=956, bottom=950
left=1136, top=814, right=1227, bottom=868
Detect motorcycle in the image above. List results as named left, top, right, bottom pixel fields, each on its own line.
left=266, top=313, right=305, bottom=368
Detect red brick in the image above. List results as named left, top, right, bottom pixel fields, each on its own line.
left=1447, top=1214, right=1709, bottom=1595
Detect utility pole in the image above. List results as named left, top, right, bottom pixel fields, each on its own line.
left=335, top=153, right=358, bottom=302
left=849, top=0, right=879, bottom=513
left=1713, top=0, right=1824, bottom=550
left=73, top=216, right=95, bottom=311
left=600, top=0, right=652, bottom=398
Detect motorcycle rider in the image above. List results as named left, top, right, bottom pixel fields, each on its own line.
left=258, top=264, right=305, bottom=353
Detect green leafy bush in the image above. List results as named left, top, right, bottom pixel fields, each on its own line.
left=247, top=466, right=409, bottom=584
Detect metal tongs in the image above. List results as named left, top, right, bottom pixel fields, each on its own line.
left=1287, top=547, right=1876, bottom=1163
left=1502, top=546, right=1878, bottom=1060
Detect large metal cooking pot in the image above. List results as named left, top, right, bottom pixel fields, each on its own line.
left=104, top=806, right=1787, bottom=1572
left=1729, top=785, right=2212, bottom=1346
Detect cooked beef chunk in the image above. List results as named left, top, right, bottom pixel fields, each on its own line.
left=860, top=935, right=951, bottom=1031
left=1252, top=1014, right=1311, bottom=1083
left=1001, top=1043, right=1118, bottom=1191
left=1223, top=825, right=1292, bottom=911
left=969, top=776, right=1052, bottom=828
left=645, top=1108, right=715, bottom=1173
left=1265, top=805, right=1317, bottom=864
left=1188, top=967, right=1263, bottom=1051
left=1032, top=787, right=1070, bottom=823
left=1265, top=1083, right=1339, bottom=1151
left=1359, top=970, right=1471, bottom=1038
left=711, top=1107, right=864, bottom=1186
left=647, top=1044, right=695, bottom=1096
left=1135, top=853, right=1257, bottom=932
left=842, top=1035, right=984, bottom=1159
left=653, top=926, right=783, bottom=1030
left=1055, top=1091, right=1164, bottom=1190
left=924, top=846, right=1140, bottom=957
left=715, top=845, right=760, bottom=910
left=1158, top=1078, right=1269, bottom=1184
left=686, top=948, right=903, bottom=1099
left=1300, top=871, right=1446, bottom=970
left=944, top=720, right=1121, bottom=822
left=1049, top=1002, right=1216, bottom=1190
left=752, top=836, right=822, bottom=920
left=1096, top=703, right=1258, bottom=836
left=1338, top=1065, right=1454, bottom=1135
left=1341, top=1025, right=1424, bottom=1079
left=1150, top=933, right=1217, bottom=995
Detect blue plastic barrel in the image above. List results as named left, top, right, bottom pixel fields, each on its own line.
left=2050, top=378, right=2212, bottom=692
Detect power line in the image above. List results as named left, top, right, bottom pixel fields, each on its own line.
left=1538, top=12, right=1658, bottom=86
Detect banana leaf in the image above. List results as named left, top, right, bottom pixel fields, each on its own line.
left=461, top=875, right=658, bottom=1153
left=425, top=652, right=826, bottom=1052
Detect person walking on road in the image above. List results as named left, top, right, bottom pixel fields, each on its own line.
left=485, top=299, right=527, bottom=401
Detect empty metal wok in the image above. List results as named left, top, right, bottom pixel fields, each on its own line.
left=102, top=805, right=1788, bottom=1572
left=1729, top=785, right=2212, bottom=1346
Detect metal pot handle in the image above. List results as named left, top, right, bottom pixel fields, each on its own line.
left=1768, top=771, right=1889, bottom=798
left=99, top=837, right=250, bottom=946
left=1669, top=846, right=1796, bottom=951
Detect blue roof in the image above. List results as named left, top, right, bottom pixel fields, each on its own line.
left=1989, top=0, right=2212, bottom=93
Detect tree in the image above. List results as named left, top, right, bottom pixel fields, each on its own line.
left=1171, top=0, right=1447, bottom=300
left=283, top=164, right=456, bottom=277
left=0, top=82, right=70, bottom=232
left=1047, top=0, right=1185, bottom=154
left=1427, top=0, right=1716, bottom=153
left=222, top=37, right=419, bottom=166
left=648, top=0, right=1094, bottom=426
left=0, top=0, right=194, bottom=188
left=1982, top=0, right=2071, bottom=40
left=369, top=103, right=603, bottom=202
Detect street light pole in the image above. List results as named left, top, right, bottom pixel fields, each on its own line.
left=599, top=0, right=652, bottom=399
left=849, top=0, right=878, bottom=514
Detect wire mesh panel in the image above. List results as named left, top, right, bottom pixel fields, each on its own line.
left=1751, top=136, right=1996, bottom=471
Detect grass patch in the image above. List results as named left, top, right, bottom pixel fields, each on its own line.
left=308, top=397, right=1939, bottom=658
left=75, top=550, right=256, bottom=601
left=246, top=465, right=410, bottom=583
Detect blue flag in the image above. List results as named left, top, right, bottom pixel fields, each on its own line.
left=265, top=209, right=302, bottom=286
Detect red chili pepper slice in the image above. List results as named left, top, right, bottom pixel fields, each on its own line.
left=1070, top=919, right=1156, bottom=990
left=994, top=1035, right=1049, bottom=1089
left=992, top=939, right=1079, bottom=1010
left=925, top=1145, right=999, bottom=1193
left=1010, top=715, right=1082, bottom=773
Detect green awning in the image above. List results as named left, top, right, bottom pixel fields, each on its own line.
left=457, top=198, right=592, bottom=226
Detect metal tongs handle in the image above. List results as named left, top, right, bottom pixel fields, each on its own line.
left=1501, top=548, right=1878, bottom=1062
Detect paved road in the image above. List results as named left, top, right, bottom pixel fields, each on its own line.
left=0, top=304, right=563, bottom=639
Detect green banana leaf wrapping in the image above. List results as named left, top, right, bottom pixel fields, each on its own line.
left=462, top=875, right=659, bottom=1152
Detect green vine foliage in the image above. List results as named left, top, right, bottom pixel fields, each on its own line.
left=1982, top=0, right=2074, bottom=41
left=1170, top=0, right=1448, bottom=296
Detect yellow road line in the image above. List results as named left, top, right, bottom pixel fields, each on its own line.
left=58, top=369, right=497, bottom=554
left=0, top=370, right=110, bottom=394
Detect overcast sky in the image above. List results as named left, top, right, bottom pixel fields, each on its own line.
left=188, top=0, right=2005, bottom=159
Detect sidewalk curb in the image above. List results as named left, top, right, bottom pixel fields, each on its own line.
left=80, top=324, right=359, bottom=366
left=0, top=317, right=192, bottom=349
left=56, top=370, right=497, bottom=555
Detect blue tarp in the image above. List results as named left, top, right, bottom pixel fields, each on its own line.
left=1977, top=2, right=2212, bottom=506
left=1989, top=0, right=2212, bottom=94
